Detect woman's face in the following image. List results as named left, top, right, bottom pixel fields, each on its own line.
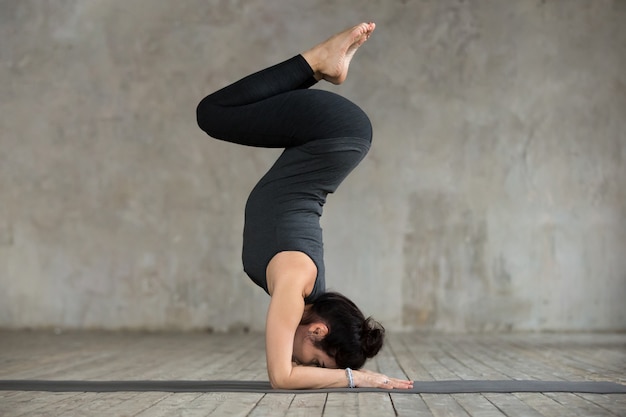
left=292, top=323, right=338, bottom=369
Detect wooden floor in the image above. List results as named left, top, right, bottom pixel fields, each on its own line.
left=0, top=331, right=624, bottom=416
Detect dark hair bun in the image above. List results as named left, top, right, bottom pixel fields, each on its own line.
left=304, top=292, right=386, bottom=369
left=361, top=317, right=385, bottom=358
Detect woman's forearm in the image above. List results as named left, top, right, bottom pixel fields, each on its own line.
left=271, top=367, right=414, bottom=390
left=271, top=366, right=349, bottom=390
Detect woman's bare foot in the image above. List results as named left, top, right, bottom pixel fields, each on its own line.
left=302, top=22, right=376, bottom=85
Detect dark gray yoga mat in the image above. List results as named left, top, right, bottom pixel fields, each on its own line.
left=1, top=380, right=625, bottom=394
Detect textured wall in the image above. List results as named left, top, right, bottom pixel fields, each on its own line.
left=1, top=0, right=624, bottom=331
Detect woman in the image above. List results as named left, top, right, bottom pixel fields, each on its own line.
left=197, top=22, right=413, bottom=390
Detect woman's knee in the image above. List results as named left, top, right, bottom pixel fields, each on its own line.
left=196, top=96, right=225, bottom=136
left=350, top=107, right=373, bottom=143
left=196, top=96, right=212, bottom=133
left=333, top=103, right=372, bottom=143
left=309, top=91, right=372, bottom=142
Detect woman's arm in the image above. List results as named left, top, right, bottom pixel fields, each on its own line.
left=265, top=251, right=413, bottom=390
left=265, top=251, right=349, bottom=389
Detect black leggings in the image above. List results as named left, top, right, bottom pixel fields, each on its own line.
left=196, top=55, right=372, bottom=302
left=197, top=55, right=372, bottom=147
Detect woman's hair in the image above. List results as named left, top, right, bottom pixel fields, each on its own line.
left=301, top=291, right=385, bottom=369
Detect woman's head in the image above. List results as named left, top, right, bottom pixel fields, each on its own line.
left=296, top=291, right=385, bottom=369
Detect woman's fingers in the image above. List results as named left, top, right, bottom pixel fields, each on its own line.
left=391, top=377, right=414, bottom=389
left=383, top=377, right=413, bottom=389
left=355, top=369, right=413, bottom=389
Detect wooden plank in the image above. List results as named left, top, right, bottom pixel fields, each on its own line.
left=323, top=393, right=358, bottom=417
left=452, top=393, right=507, bottom=417
left=3, top=392, right=83, bottom=417
left=118, top=335, right=226, bottom=380
left=431, top=337, right=488, bottom=380
left=61, top=392, right=147, bottom=416
left=132, top=393, right=205, bottom=417
left=1, top=332, right=268, bottom=417
left=374, top=338, right=410, bottom=379
left=11, top=393, right=99, bottom=417
left=459, top=337, right=535, bottom=380
left=285, top=393, right=327, bottom=417
left=376, top=336, right=435, bottom=416
left=460, top=336, right=591, bottom=416
left=104, top=332, right=263, bottom=381
left=400, top=334, right=503, bottom=417
left=483, top=393, right=545, bottom=417
left=577, top=394, right=626, bottom=417
left=437, top=337, right=508, bottom=379
left=515, top=392, right=588, bottom=417
left=0, top=331, right=267, bottom=380
left=1, top=331, right=625, bottom=417
left=126, top=393, right=239, bottom=417
left=445, top=336, right=517, bottom=380
left=356, top=392, right=395, bottom=416
left=10, top=392, right=168, bottom=417
left=389, top=333, right=437, bottom=380
left=544, top=393, right=623, bottom=417
left=0, top=390, right=24, bottom=400
left=3, top=348, right=118, bottom=380
left=502, top=334, right=599, bottom=380
left=448, top=335, right=625, bottom=417
left=248, top=394, right=295, bottom=416
left=419, top=394, right=471, bottom=417
left=511, top=334, right=626, bottom=382
left=501, top=332, right=626, bottom=417
left=207, top=392, right=264, bottom=416
left=389, top=394, right=434, bottom=417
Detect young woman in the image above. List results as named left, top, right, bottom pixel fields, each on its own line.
left=197, top=22, right=413, bottom=390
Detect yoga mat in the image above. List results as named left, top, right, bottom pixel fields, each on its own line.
left=1, top=380, right=624, bottom=394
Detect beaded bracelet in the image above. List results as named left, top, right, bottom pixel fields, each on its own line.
left=345, top=367, right=355, bottom=388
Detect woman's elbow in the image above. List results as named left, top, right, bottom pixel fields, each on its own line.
left=269, top=379, right=282, bottom=390
left=269, top=376, right=284, bottom=390
left=268, top=371, right=292, bottom=390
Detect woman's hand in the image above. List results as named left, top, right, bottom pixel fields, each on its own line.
left=353, top=369, right=414, bottom=389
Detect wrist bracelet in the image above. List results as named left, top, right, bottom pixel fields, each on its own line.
left=345, top=367, right=355, bottom=388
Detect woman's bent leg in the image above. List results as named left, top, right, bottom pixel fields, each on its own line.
left=199, top=55, right=317, bottom=108
left=196, top=23, right=376, bottom=149
left=196, top=55, right=318, bottom=148
left=196, top=64, right=371, bottom=148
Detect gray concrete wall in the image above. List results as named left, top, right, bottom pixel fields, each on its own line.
left=1, top=0, right=624, bottom=332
